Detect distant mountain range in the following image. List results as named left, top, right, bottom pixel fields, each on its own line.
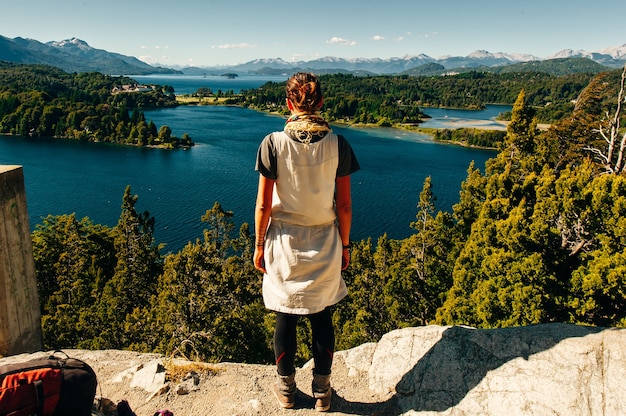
left=186, top=46, right=626, bottom=76
left=1, top=34, right=625, bottom=76
left=0, top=35, right=179, bottom=75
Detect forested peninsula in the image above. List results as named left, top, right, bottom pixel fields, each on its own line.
left=183, top=70, right=594, bottom=148
left=236, top=71, right=593, bottom=125
left=0, top=62, right=193, bottom=148
left=17, top=61, right=626, bottom=366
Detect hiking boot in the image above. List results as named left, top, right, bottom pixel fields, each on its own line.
left=272, top=371, right=296, bottom=409
left=312, top=371, right=332, bottom=412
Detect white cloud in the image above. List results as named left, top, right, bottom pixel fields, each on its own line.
left=138, top=55, right=156, bottom=64
left=212, top=43, right=257, bottom=49
left=326, top=37, right=357, bottom=46
left=141, top=45, right=168, bottom=50
left=138, top=53, right=178, bottom=65
left=372, top=35, right=384, bottom=41
left=395, top=36, right=405, bottom=42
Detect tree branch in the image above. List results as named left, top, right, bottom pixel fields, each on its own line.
left=585, top=64, right=626, bottom=174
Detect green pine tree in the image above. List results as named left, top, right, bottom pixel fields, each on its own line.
left=91, top=186, right=162, bottom=349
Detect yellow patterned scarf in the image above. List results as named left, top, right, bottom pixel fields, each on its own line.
left=284, top=113, right=331, bottom=144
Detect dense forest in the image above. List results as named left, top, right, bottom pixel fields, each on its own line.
left=25, top=63, right=626, bottom=366
left=0, top=62, right=193, bottom=147
left=237, top=71, right=594, bottom=128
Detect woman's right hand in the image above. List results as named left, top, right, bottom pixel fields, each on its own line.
left=341, top=248, right=350, bottom=270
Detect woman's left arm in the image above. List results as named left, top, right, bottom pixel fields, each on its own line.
left=335, top=175, right=352, bottom=270
left=254, top=174, right=275, bottom=273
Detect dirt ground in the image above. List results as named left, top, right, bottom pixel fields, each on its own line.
left=1, top=349, right=401, bottom=416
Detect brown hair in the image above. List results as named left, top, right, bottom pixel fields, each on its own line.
left=285, top=72, right=323, bottom=113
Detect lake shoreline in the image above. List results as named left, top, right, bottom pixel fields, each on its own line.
left=241, top=105, right=507, bottom=150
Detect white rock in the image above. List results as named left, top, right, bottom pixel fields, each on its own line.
left=129, top=360, right=167, bottom=393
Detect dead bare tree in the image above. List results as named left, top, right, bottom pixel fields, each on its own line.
left=556, top=212, right=593, bottom=257
left=584, top=64, right=626, bottom=174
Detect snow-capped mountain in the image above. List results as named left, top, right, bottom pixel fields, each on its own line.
left=47, top=37, right=91, bottom=50
left=599, top=44, right=626, bottom=59
left=547, top=44, right=626, bottom=67
left=0, top=35, right=179, bottom=74
left=429, top=50, right=538, bottom=70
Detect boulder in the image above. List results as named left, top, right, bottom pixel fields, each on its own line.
left=361, top=323, right=625, bottom=415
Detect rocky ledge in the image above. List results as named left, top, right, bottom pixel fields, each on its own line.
left=2, top=323, right=624, bottom=416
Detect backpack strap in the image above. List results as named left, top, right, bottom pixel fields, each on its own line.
left=33, top=379, right=44, bottom=416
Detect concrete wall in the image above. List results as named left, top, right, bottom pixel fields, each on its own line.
left=0, top=165, right=42, bottom=356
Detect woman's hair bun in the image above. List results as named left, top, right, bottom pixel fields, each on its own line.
left=286, top=72, right=323, bottom=113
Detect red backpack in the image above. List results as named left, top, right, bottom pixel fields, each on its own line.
left=0, top=351, right=97, bottom=416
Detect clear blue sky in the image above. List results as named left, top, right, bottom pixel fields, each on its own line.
left=1, top=0, right=624, bottom=67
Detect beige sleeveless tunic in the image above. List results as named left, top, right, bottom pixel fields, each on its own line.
left=262, top=131, right=348, bottom=315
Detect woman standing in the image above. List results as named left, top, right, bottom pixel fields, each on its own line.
left=254, top=72, right=360, bottom=411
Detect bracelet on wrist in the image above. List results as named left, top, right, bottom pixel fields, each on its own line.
left=255, top=240, right=265, bottom=246
left=342, top=241, right=351, bottom=250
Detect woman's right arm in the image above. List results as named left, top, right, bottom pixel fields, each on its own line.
left=335, top=175, right=352, bottom=270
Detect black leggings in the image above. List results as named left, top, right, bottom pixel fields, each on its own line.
left=274, top=307, right=335, bottom=376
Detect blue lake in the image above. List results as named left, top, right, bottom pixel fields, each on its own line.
left=0, top=76, right=503, bottom=253
left=131, top=74, right=289, bottom=95
left=420, top=105, right=511, bottom=130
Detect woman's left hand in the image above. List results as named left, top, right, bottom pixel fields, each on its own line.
left=254, top=246, right=266, bottom=273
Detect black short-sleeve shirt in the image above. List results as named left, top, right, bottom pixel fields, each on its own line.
left=256, top=132, right=360, bottom=179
